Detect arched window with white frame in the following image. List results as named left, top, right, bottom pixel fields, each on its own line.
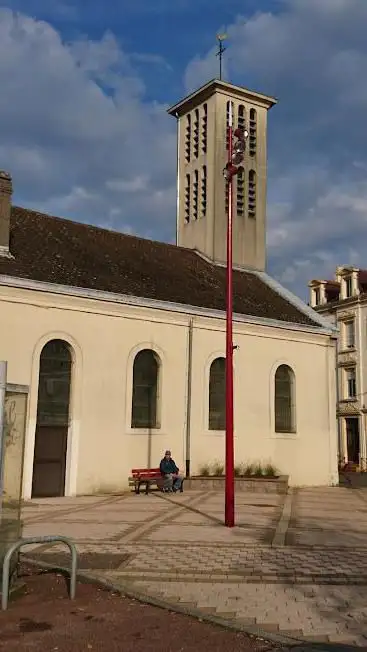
left=131, top=349, right=160, bottom=429
left=274, top=364, right=296, bottom=433
left=209, top=357, right=226, bottom=430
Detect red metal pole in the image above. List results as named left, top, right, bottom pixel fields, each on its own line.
left=225, top=106, right=235, bottom=528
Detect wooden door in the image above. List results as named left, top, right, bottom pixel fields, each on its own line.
left=32, top=340, right=72, bottom=498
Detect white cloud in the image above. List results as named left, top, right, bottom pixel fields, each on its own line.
left=0, top=8, right=176, bottom=238
left=183, top=0, right=367, bottom=296
left=3, top=2, right=367, bottom=301
left=106, top=176, right=149, bottom=193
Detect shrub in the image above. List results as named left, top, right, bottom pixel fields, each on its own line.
left=263, top=463, right=277, bottom=477
left=253, top=462, right=264, bottom=477
left=198, top=463, right=210, bottom=477
left=243, top=462, right=254, bottom=477
left=234, top=464, right=242, bottom=477
left=211, top=461, right=224, bottom=476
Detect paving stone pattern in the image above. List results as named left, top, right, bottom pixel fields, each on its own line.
left=21, top=487, right=367, bottom=646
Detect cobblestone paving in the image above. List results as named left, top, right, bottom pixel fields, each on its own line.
left=21, top=487, right=367, bottom=646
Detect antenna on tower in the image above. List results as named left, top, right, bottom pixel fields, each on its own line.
left=216, top=33, right=227, bottom=81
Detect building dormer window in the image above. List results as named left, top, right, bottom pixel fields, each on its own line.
left=313, top=287, right=320, bottom=306
left=345, top=276, right=353, bottom=298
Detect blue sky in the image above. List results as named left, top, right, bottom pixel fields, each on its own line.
left=1, top=0, right=367, bottom=299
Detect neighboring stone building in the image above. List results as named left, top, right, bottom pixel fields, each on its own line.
left=0, top=79, right=338, bottom=499
left=309, top=266, right=367, bottom=470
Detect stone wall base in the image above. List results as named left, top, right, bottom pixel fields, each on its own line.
left=185, top=476, right=289, bottom=494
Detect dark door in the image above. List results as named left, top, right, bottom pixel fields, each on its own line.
left=32, top=340, right=72, bottom=498
left=346, top=417, right=360, bottom=464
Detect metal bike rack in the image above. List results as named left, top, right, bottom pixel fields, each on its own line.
left=1, top=535, right=78, bottom=610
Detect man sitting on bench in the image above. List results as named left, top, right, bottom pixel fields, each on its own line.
left=159, top=450, right=182, bottom=493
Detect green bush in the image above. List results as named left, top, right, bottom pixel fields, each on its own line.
left=211, top=461, right=224, bottom=476
left=197, top=460, right=278, bottom=478
left=242, top=462, right=254, bottom=477
left=198, top=463, right=211, bottom=477
left=263, top=462, right=277, bottom=477
left=253, top=462, right=264, bottom=477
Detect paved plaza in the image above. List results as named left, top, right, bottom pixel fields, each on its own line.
left=20, top=486, right=367, bottom=647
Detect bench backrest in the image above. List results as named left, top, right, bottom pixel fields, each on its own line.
left=132, top=468, right=161, bottom=479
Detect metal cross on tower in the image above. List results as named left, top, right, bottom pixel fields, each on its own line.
left=216, top=33, right=227, bottom=80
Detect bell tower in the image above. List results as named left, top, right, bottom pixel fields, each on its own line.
left=168, top=79, right=276, bottom=271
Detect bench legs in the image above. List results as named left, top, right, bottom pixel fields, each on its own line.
left=134, top=479, right=185, bottom=495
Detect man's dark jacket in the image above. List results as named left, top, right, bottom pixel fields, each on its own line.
left=160, top=458, right=179, bottom=475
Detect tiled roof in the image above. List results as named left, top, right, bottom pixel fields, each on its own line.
left=0, top=206, right=319, bottom=327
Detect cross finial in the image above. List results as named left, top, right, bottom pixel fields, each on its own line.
left=216, top=33, right=227, bottom=81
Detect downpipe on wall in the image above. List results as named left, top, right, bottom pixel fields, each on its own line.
left=185, top=318, right=193, bottom=477
left=0, top=360, right=8, bottom=523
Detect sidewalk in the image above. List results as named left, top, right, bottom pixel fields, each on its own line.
left=21, top=487, right=367, bottom=647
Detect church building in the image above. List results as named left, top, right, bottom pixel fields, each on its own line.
left=0, top=79, right=338, bottom=499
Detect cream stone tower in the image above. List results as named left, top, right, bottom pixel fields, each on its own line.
left=168, top=79, right=276, bottom=270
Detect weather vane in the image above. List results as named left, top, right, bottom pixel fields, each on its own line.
left=216, top=33, right=227, bottom=81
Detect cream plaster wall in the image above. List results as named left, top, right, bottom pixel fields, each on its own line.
left=0, top=284, right=338, bottom=497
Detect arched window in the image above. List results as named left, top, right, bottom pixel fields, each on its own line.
left=238, top=104, right=245, bottom=130
left=274, top=365, right=295, bottom=433
left=248, top=169, right=256, bottom=218
left=184, top=173, right=191, bottom=223
left=236, top=166, right=244, bottom=217
left=249, top=108, right=257, bottom=157
left=193, top=169, right=199, bottom=220
left=202, top=103, right=207, bottom=154
left=132, top=349, right=160, bottom=429
left=185, top=114, right=191, bottom=163
left=209, top=357, right=226, bottom=430
left=201, top=165, right=207, bottom=217
left=193, top=108, right=199, bottom=159
left=226, top=101, right=234, bottom=150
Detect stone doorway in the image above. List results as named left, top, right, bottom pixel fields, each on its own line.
left=346, top=416, right=360, bottom=465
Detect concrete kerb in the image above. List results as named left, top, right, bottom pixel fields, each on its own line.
left=21, top=555, right=331, bottom=652
left=272, top=488, right=294, bottom=547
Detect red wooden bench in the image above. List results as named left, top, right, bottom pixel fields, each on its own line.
left=129, top=468, right=184, bottom=495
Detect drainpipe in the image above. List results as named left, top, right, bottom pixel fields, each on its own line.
left=334, top=334, right=342, bottom=464
left=185, top=318, right=194, bottom=477
left=357, top=303, right=365, bottom=469
left=0, top=360, right=8, bottom=522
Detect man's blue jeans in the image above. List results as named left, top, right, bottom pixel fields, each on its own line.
left=163, top=474, right=182, bottom=491
left=173, top=475, right=182, bottom=491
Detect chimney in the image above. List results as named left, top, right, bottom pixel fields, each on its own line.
left=0, top=170, right=12, bottom=257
